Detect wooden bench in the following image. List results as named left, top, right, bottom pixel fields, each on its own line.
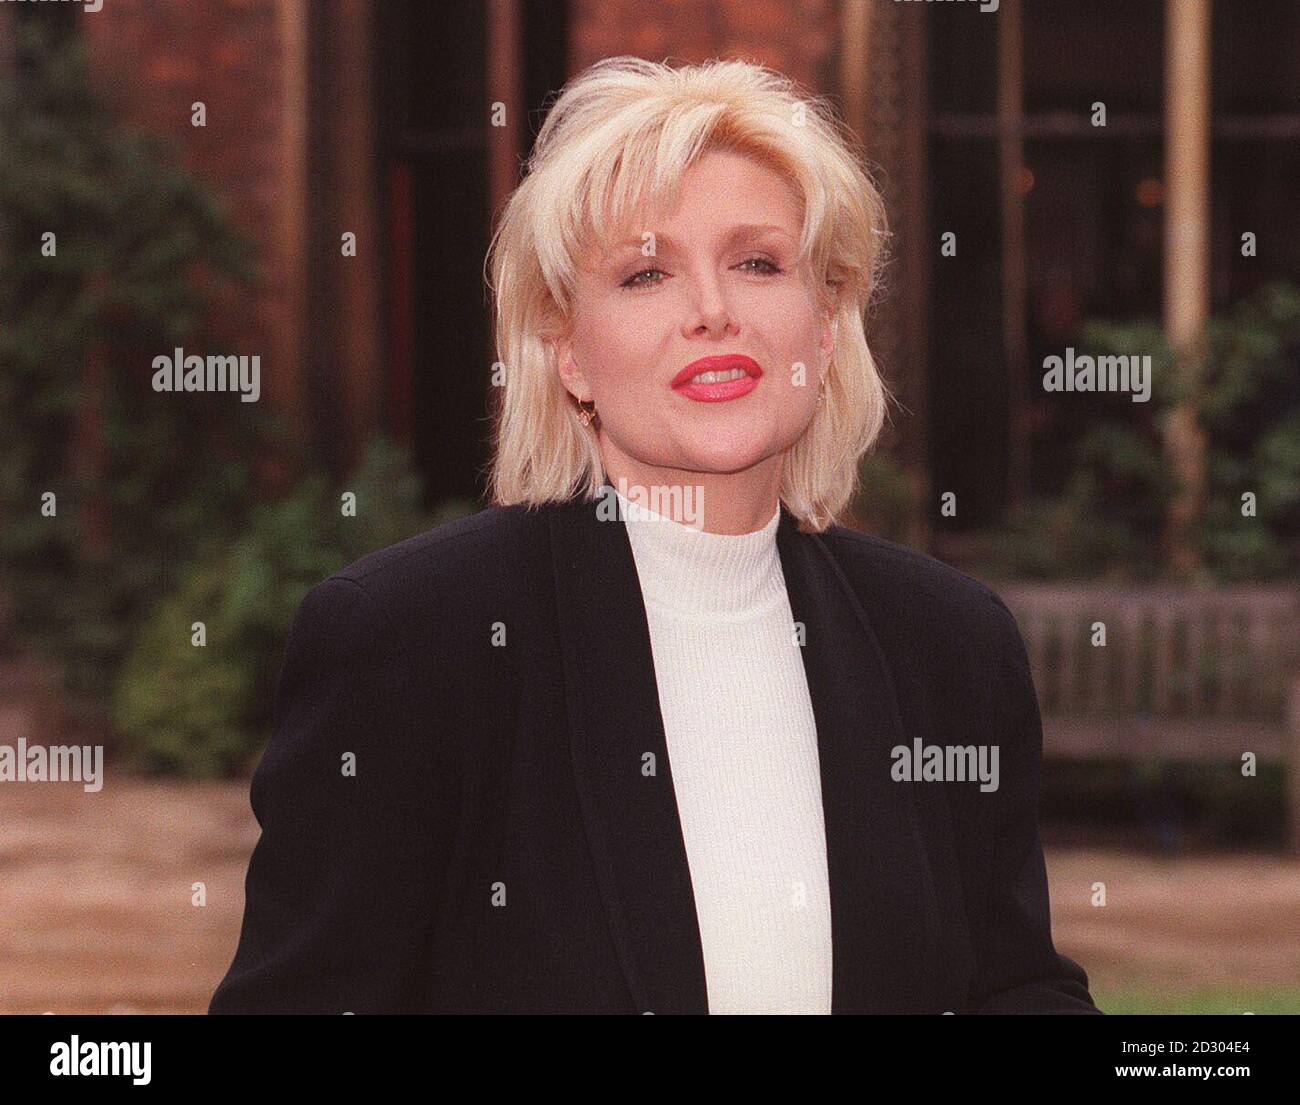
left=996, top=584, right=1300, bottom=852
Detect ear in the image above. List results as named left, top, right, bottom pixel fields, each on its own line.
left=819, top=311, right=838, bottom=359
left=548, top=333, right=593, bottom=403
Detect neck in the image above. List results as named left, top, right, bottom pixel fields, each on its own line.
left=596, top=433, right=781, bottom=535
left=613, top=486, right=784, bottom=616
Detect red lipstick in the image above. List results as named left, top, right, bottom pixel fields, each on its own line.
left=670, top=354, right=762, bottom=403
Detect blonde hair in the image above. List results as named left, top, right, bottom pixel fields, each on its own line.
left=484, top=55, right=892, bottom=532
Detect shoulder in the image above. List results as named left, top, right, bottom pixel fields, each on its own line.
left=332, top=502, right=545, bottom=591
left=814, top=522, right=1018, bottom=648
left=814, top=524, right=1037, bottom=745
left=282, top=504, right=546, bottom=631
left=286, top=503, right=551, bottom=651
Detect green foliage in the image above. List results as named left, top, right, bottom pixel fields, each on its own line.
left=976, top=283, right=1300, bottom=581
left=112, top=439, right=477, bottom=778
left=0, top=27, right=478, bottom=779
left=1197, top=285, right=1300, bottom=579
left=852, top=452, right=915, bottom=543
left=0, top=22, right=270, bottom=715
left=1096, top=987, right=1300, bottom=1015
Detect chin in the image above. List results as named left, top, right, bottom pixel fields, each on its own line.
left=669, top=437, right=778, bottom=476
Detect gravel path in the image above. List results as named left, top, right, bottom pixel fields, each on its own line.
left=1, top=778, right=1296, bottom=1013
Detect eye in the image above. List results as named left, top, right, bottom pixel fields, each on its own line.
left=619, top=256, right=784, bottom=290
left=736, top=256, right=784, bottom=275
left=620, top=267, right=666, bottom=289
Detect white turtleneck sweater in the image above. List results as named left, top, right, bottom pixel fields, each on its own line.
left=615, top=488, right=833, bottom=1015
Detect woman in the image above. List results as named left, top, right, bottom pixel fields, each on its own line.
left=210, top=56, right=1100, bottom=1015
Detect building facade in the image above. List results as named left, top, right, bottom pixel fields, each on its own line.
left=5, top=0, right=1298, bottom=543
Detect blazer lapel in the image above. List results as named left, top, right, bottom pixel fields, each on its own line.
left=547, top=485, right=940, bottom=1015
left=775, top=509, right=943, bottom=1013
left=547, top=486, right=709, bottom=1014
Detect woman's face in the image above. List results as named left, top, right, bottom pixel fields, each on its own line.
left=552, top=149, right=835, bottom=498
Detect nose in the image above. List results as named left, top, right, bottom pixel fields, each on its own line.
left=680, top=267, right=739, bottom=340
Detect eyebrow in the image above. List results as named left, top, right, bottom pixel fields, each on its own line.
left=610, top=223, right=796, bottom=254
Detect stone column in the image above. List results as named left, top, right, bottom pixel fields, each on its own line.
left=1162, top=0, right=1212, bottom=577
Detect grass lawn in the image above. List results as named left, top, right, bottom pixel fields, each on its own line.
left=1094, top=987, right=1300, bottom=1015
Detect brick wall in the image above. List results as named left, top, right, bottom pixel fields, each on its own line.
left=68, top=0, right=845, bottom=448
left=80, top=0, right=298, bottom=424
left=568, top=0, right=840, bottom=95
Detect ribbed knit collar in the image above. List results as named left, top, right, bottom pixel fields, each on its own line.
left=613, top=485, right=785, bottom=618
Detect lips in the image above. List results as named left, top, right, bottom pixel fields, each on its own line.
left=670, top=354, right=763, bottom=403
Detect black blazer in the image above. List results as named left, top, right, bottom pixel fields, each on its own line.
left=209, top=483, right=1101, bottom=1014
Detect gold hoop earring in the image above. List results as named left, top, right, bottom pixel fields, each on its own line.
left=577, top=399, right=597, bottom=426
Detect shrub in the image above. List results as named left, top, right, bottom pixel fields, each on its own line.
left=0, top=21, right=268, bottom=721
left=973, top=283, right=1300, bottom=581
left=112, top=439, right=477, bottom=777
